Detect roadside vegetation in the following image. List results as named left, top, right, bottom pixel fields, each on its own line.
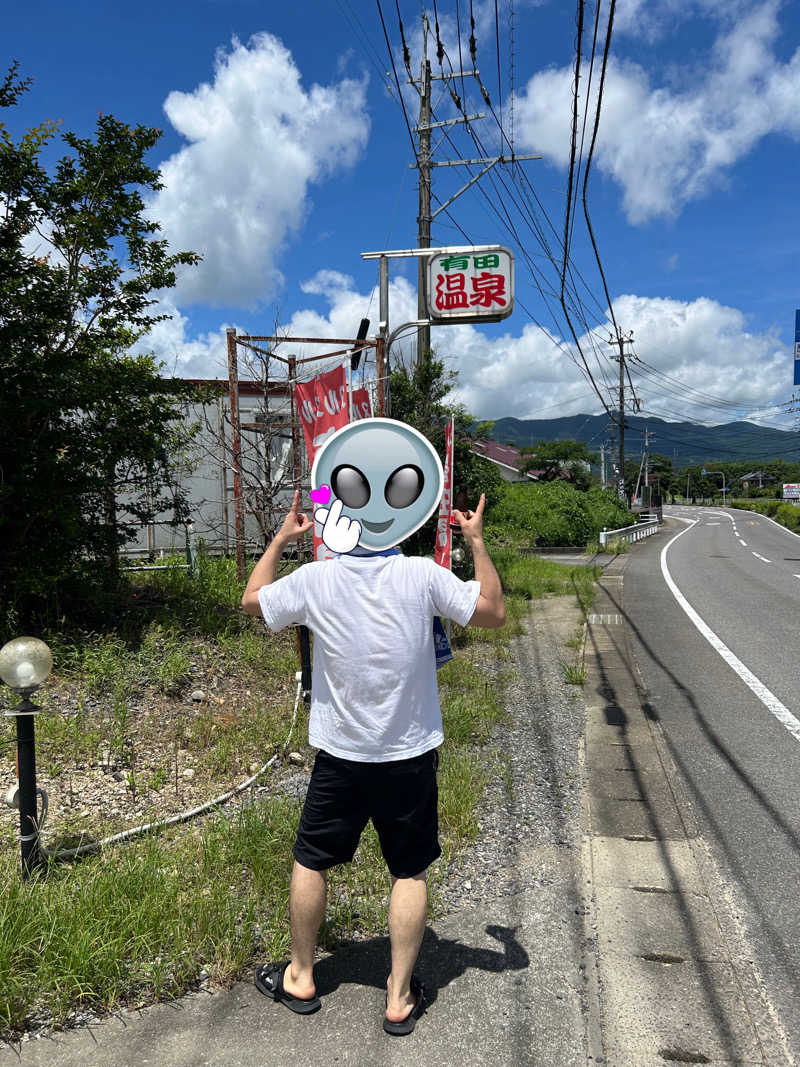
left=0, top=513, right=600, bottom=1039
left=486, top=481, right=633, bottom=548
left=717, top=499, right=800, bottom=535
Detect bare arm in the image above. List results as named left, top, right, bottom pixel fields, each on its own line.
left=452, top=493, right=506, bottom=629
left=241, top=490, right=312, bottom=616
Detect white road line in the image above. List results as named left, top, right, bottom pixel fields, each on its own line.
left=662, top=521, right=800, bottom=743
left=795, top=575, right=800, bottom=581
left=738, top=539, right=747, bottom=547
left=752, top=552, right=771, bottom=564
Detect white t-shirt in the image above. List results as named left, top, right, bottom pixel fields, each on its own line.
left=258, top=554, right=480, bottom=762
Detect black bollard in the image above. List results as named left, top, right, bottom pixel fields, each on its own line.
left=15, top=702, right=41, bottom=876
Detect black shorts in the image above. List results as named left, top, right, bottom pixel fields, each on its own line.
left=293, top=748, right=441, bottom=879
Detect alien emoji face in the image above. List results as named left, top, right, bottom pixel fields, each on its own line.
left=311, top=418, right=444, bottom=551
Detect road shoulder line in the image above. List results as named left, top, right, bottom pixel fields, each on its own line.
left=660, top=521, right=800, bottom=742
left=581, top=541, right=795, bottom=1065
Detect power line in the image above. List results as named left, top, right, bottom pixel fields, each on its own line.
left=376, top=0, right=420, bottom=162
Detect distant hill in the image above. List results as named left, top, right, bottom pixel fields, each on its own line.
left=488, top=414, right=800, bottom=468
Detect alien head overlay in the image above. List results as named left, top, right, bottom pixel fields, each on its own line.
left=311, top=418, right=444, bottom=551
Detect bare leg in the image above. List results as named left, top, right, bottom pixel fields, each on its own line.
left=386, top=870, right=428, bottom=1022
left=284, top=860, right=327, bottom=1000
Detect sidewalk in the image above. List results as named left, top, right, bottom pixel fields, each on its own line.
left=0, top=596, right=595, bottom=1067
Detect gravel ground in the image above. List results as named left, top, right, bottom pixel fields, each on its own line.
left=437, top=597, right=585, bottom=912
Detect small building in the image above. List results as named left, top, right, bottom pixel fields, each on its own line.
left=469, top=440, right=537, bottom=482
left=738, top=470, right=776, bottom=491
left=119, top=380, right=295, bottom=557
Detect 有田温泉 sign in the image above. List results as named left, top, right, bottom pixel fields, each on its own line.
left=427, top=247, right=514, bottom=324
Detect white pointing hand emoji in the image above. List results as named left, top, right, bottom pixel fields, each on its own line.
left=315, top=498, right=362, bottom=554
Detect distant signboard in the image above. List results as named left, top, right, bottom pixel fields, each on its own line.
left=783, top=483, right=800, bottom=500
left=427, top=246, right=514, bottom=324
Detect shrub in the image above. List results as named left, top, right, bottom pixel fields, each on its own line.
left=486, top=482, right=633, bottom=547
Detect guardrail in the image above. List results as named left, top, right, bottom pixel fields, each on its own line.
left=599, top=517, right=659, bottom=548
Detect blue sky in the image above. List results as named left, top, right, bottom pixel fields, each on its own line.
left=6, top=0, right=800, bottom=429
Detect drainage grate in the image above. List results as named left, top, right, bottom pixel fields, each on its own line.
left=588, top=613, right=624, bottom=624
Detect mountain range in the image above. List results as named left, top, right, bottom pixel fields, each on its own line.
left=488, top=414, right=800, bottom=468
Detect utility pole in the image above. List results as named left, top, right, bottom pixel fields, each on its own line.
left=642, top=427, right=654, bottom=508
left=608, top=330, right=636, bottom=501
left=599, top=443, right=606, bottom=489
left=407, top=13, right=540, bottom=369
left=416, top=39, right=432, bottom=364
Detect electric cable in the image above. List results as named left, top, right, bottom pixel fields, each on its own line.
left=334, top=0, right=396, bottom=93
left=376, top=0, right=420, bottom=162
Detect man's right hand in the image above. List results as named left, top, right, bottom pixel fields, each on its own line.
left=276, top=490, right=313, bottom=543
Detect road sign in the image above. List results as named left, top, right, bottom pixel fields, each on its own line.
left=427, top=246, right=514, bottom=324
left=783, top=483, right=800, bottom=499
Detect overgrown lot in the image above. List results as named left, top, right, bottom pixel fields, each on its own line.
left=0, top=542, right=599, bottom=1040
left=485, top=481, right=633, bottom=547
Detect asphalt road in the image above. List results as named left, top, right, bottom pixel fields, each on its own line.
left=623, top=505, right=800, bottom=1061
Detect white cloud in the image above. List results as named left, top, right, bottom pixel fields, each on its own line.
left=140, top=276, right=792, bottom=429
left=148, top=33, right=369, bottom=308
left=602, top=293, right=790, bottom=424
left=514, top=1, right=800, bottom=222
left=136, top=300, right=235, bottom=379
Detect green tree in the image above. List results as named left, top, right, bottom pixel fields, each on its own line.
left=0, top=64, right=202, bottom=627
left=519, top=439, right=598, bottom=490
left=388, top=349, right=502, bottom=557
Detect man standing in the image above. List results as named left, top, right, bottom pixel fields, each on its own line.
left=241, top=488, right=505, bottom=1035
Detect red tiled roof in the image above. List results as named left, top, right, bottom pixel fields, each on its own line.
left=471, top=439, right=526, bottom=469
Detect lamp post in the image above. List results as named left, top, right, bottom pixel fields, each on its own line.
left=702, top=469, right=726, bottom=504
left=0, top=637, right=52, bottom=877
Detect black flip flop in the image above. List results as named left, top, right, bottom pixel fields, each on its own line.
left=383, top=975, right=425, bottom=1036
left=254, top=961, right=321, bottom=1015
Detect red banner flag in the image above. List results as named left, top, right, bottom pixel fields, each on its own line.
left=294, top=364, right=349, bottom=464
left=294, top=367, right=373, bottom=560
left=434, top=417, right=454, bottom=569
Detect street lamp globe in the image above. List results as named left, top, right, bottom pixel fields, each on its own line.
left=0, top=637, right=53, bottom=694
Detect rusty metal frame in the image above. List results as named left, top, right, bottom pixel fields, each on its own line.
left=225, top=330, right=385, bottom=578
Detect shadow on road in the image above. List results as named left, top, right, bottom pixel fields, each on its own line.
left=313, top=924, right=530, bottom=1008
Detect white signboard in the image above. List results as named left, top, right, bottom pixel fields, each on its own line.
left=427, top=246, right=514, bottom=324
left=783, top=483, right=800, bottom=499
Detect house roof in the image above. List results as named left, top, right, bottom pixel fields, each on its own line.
left=738, top=470, right=776, bottom=482
left=471, top=439, right=526, bottom=469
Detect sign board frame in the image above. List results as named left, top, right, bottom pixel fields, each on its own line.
left=426, top=245, right=514, bottom=324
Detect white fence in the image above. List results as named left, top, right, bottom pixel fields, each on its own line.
left=599, top=518, right=659, bottom=548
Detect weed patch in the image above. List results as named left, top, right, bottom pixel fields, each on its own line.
left=0, top=548, right=598, bottom=1039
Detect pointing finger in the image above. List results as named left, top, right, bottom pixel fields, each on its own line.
left=327, top=498, right=344, bottom=524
